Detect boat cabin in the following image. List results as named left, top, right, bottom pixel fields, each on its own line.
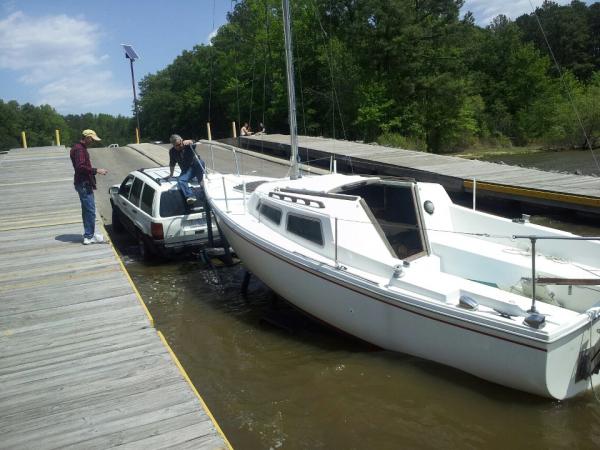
left=333, top=179, right=428, bottom=261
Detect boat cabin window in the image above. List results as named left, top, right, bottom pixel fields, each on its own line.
left=287, top=214, right=324, bottom=246
left=260, top=203, right=282, bottom=225
left=339, top=182, right=426, bottom=260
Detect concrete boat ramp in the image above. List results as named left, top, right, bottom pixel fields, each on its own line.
left=0, top=147, right=230, bottom=449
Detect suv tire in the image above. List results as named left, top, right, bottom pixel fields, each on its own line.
left=111, top=205, right=125, bottom=233
left=138, top=234, right=155, bottom=261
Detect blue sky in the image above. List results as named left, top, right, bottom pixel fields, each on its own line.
left=0, top=0, right=584, bottom=116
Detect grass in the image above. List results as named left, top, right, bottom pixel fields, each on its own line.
left=450, top=145, right=547, bottom=159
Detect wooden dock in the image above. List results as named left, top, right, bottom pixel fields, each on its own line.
left=0, top=147, right=230, bottom=449
left=235, top=134, right=600, bottom=214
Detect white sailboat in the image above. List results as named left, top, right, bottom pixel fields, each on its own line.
left=203, top=0, right=600, bottom=399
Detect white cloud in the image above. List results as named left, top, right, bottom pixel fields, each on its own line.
left=0, top=11, right=129, bottom=113
left=206, top=27, right=219, bottom=45
left=38, top=70, right=129, bottom=112
left=463, top=0, right=574, bottom=25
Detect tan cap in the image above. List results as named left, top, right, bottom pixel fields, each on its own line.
left=82, top=129, right=101, bottom=141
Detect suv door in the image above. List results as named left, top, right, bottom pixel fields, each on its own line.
left=137, top=183, right=156, bottom=238
left=123, top=177, right=146, bottom=233
left=116, top=175, right=135, bottom=229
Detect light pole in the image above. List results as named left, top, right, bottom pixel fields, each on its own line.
left=121, top=44, right=141, bottom=143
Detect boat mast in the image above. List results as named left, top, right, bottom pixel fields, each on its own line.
left=282, top=0, right=300, bottom=180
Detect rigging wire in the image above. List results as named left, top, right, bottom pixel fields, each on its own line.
left=309, top=0, right=352, bottom=173
left=249, top=52, right=256, bottom=130
left=259, top=0, right=270, bottom=174
left=232, top=0, right=241, bottom=138
left=529, top=0, right=600, bottom=173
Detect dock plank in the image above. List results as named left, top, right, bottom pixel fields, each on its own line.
left=241, top=134, right=600, bottom=212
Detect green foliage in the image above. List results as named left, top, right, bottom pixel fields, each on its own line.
left=532, top=71, right=600, bottom=149
left=0, top=100, right=134, bottom=151
left=63, top=113, right=134, bottom=147
left=7, top=1, right=600, bottom=154
left=377, top=133, right=427, bottom=152
left=0, top=101, right=70, bottom=150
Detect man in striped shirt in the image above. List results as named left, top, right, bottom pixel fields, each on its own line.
left=70, top=129, right=108, bottom=245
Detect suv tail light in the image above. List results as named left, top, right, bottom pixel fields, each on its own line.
left=151, top=222, right=164, bottom=240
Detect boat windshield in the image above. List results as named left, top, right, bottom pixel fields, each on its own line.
left=339, top=182, right=427, bottom=260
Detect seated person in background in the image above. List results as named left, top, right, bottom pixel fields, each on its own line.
left=168, top=134, right=205, bottom=205
left=240, top=122, right=253, bottom=136
left=255, top=122, right=266, bottom=135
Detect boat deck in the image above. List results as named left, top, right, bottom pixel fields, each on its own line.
left=236, top=134, right=600, bottom=214
left=0, top=146, right=230, bottom=449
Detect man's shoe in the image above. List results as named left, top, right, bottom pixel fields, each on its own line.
left=83, top=234, right=105, bottom=245
left=186, top=196, right=197, bottom=205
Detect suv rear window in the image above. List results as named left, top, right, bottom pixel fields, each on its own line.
left=129, top=177, right=143, bottom=207
left=159, top=186, right=205, bottom=217
left=140, top=184, right=155, bottom=215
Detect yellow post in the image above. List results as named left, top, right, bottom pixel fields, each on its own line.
left=55, top=129, right=61, bottom=146
left=232, top=121, right=237, bottom=138
left=206, top=122, right=212, bottom=141
left=135, top=127, right=140, bottom=144
left=21, top=131, right=27, bottom=149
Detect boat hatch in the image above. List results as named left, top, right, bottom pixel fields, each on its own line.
left=233, top=180, right=268, bottom=193
left=338, top=181, right=429, bottom=261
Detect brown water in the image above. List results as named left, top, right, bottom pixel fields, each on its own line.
left=93, top=144, right=600, bottom=449
left=116, top=215, right=600, bottom=449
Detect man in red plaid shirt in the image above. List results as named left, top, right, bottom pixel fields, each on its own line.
left=70, top=129, right=108, bottom=244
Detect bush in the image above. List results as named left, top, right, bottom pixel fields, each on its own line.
left=377, top=133, right=427, bottom=152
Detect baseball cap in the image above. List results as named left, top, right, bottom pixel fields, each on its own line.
left=82, top=129, right=101, bottom=141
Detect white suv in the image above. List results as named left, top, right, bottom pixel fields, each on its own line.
left=109, top=166, right=216, bottom=258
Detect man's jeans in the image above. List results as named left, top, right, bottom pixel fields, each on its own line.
left=178, top=162, right=204, bottom=199
left=75, top=183, right=95, bottom=238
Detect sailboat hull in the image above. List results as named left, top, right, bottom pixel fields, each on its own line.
left=214, top=211, right=600, bottom=400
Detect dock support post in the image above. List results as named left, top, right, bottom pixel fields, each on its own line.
left=241, top=270, right=252, bottom=298
left=135, top=127, right=140, bottom=144
left=215, top=221, right=233, bottom=266
left=204, top=195, right=215, bottom=248
left=232, top=121, right=237, bottom=138
left=55, top=129, right=61, bottom=146
left=472, top=178, right=477, bottom=210
left=21, top=131, right=27, bottom=149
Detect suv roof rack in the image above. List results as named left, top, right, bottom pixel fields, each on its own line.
left=138, top=168, right=164, bottom=185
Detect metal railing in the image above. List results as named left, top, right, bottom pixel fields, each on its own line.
left=512, top=235, right=600, bottom=312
